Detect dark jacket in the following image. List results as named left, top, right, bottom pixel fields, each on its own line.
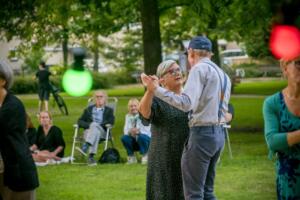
left=36, top=125, right=66, bottom=158
left=0, top=92, right=39, bottom=191
left=26, top=128, right=37, bottom=147
left=35, top=69, right=51, bottom=90
left=77, top=105, right=115, bottom=131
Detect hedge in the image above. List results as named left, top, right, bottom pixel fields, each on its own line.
left=11, top=70, right=137, bottom=94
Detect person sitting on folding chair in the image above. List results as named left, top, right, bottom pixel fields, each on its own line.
left=121, top=98, right=151, bottom=164
left=77, top=90, right=115, bottom=166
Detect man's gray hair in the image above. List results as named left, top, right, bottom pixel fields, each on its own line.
left=191, top=49, right=213, bottom=57
left=156, top=60, right=177, bottom=78
left=0, top=60, right=14, bottom=90
left=94, top=90, right=108, bottom=104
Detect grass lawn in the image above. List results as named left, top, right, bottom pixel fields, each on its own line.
left=234, top=80, right=287, bottom=95
left=230, top=96, right=265, bottom=131
left=37, top=133, right=275, bottom=200
left=35, top=133, right=276, bottom=200
left=17, top=80, right=279, bottom=200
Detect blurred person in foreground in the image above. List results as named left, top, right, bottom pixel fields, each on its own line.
left=121, top=98, right=151, bottom=164
left=139, top=60, right=189, bottom=200
left=30, top=111, right=65, bottom=163
left=263, top=56, right=300, bottom=200
left=0, top=60, right=39, bottom=200
left=141, top=36, right=231, bottom=200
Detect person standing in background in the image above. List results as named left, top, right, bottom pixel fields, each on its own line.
left=36, top=61, right=51, bottom=112
left=0, top=60, right=39, bottom=200
left=263, top=56, right=300, bottom=199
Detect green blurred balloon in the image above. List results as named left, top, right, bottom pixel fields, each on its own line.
left=62, top=69, right=93, bottom=97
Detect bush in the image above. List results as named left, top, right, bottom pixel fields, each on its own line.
left=233, top=62, right=281, bottom=78
left=108, top=69, right=138, bottom=85
left=92, top=72, right=114, bottom=89
left=232, top=63, right=261, bottom=78
left=10, top=69, right=138, bottom=94
left=49, top=65, right=66, bottom=75
left=50, top=76, right=64, bottom=91
left=92, top=70, right=137, bottom=89
left=10, top=75, right=62, bottom=94
left=11, top=76, right=38, bottom=94
left=243, top=68, right=265, bottom=78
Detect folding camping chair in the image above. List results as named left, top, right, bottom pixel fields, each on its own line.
left=70, top=97, right=118, bottom=164
left=223, top=124, right=233, bottom=159
left=223, top=103, right=234, bottom=159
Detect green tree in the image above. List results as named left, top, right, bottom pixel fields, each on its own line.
left=159, top=7, right=204, bottom=53
left=73, top=0, right=141, bottom=72
left=33, top=0, right=81, bottom=68
left=19, top=46, right=45, bottom=75
left=74, top=0, right=118, bottom=71
left=1, top=0, right=82, bottom=68
left=0, top=0, right=36, bottom=40
left=103, top=27, right=144, bottom=73
left=225, top=0, right=273, bottom=59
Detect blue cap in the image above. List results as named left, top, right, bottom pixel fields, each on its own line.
left=188, top=36, right=212, bottom=51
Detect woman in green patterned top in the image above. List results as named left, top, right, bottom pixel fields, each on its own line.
left=263, top=56, right=300, bottom=200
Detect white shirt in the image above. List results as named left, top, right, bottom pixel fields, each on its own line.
left=124, top=114, right=151, bottom=137
left=154, top=57, right=231, bottom=127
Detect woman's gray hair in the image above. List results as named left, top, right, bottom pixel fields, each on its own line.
left=156, top=60, right=177, bottom=78
left=0, top=60, right=14, bottom=90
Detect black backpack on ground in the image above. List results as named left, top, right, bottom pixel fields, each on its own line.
left=98, top=148, right=120, bottom=164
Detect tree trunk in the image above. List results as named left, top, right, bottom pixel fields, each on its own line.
left=62, top=28, right=69, bottom=68
left=93, top=48, right=99, bottom=72
left=140, top=0, right=162, bottom=75
left=93, top=35, right=99, bottom=72
left=211, top=37, right=220, bottom=67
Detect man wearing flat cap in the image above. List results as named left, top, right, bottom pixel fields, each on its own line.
left=141, top=36, right=231, bottom=200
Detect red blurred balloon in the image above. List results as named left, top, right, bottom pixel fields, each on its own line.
left=270, top=25, right=300, bottom=60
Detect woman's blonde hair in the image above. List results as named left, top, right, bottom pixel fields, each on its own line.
left=280, top=55, right=300, bottom=68
left=39, top=111, right=52, bottom=121
left=26, top=113, right=35, bottom=129
left=127, top=98, right=139, bottom=112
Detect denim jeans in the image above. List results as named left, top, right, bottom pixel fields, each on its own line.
left=181, top=125, right=225, bottom=200
left=121, top=134, right=150, bottom=156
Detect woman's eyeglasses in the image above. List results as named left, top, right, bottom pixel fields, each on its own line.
left=163, top=68, right=182, bottom=76
left=294, top=60, right=300, bottom=70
